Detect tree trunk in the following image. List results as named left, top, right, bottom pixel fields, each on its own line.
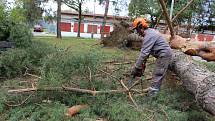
left=170, top=50, right=215, bottom=115
left=158, top=0, right=175, bottom=39
left=101, top=0, right=109, bottom=38
left=57, top=0, right=62, bottom=39
left=77, top=2, right=82, bottom=37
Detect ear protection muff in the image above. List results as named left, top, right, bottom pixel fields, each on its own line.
left=137, top=21, right=143, bottom=29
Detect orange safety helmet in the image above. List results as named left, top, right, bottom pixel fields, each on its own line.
left=132, top=17, right=148, bottom=30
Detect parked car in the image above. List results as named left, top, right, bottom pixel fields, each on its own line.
left=34, top=25, right=43, bottom=32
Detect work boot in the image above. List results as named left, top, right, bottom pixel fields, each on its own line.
left=147, top=87, right=159, bottom=97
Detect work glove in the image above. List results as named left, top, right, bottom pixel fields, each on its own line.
left=131, top=64, right=146, bottom=77
left=131, top=67, right=143, bottom=77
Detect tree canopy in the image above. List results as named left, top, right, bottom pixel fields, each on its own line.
left=128, top=0, right=161, bottom=27
left=128, top=0, right=215, bottom=29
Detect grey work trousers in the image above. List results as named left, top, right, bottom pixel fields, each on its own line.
left=151, top=55, right=172, bottom=89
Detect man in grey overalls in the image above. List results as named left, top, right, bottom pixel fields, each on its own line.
left=131, top=18, right=173, bottom=96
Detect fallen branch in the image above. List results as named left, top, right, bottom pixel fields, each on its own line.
left=120, top=79, right=138, bottom=108
left=113, top=61, right=133, bottom=65
left=160, top=105, right=169, bottom=121
left=62, top=86, right=128, bottom=96
left=88, top=67, right=95, bottom=91
left=7, top=86, right=139, bottom=96
left=24, top=73, right=42, bottom=79
left=24, top=67, right=41, bottom=79
left=103, top=60, right=134, bottom=65
left=98, top=69, right=119, bottom=80
left=129, top=77, right=152, bottom=90
left=8, top=88, right=38, bottom=93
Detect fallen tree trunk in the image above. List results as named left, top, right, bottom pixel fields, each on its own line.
left=167, top=35, right=215, bottom=61
left=101, top=21, right=215, bottom=115
left=170, top=50, right=215, bottom=115
left=101, top=21, right=215, bottom=61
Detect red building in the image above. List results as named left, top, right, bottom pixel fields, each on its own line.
left=60, top=11, right=129, bottom=38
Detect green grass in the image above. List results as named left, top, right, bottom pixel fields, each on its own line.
left=33, top=37, right=139, bottom=60
left=0, top=37, right=214, bottom=121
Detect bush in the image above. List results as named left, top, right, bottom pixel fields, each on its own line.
left=4, top=102, right=67, bottom=121
left=39, top=49, right=103, bottom=87
left=9, top=24, right=32, bottom=48
left=0, top=16, right=11, bottom=41
left=0, top=90, right=6, bottom=113
left=0, top=48, right=29, bottom=78
left=0, top=41, right=56, bottom=78
left=26, top=41, right=57, bottom=70
left=0, top=4, right=29, bottom=44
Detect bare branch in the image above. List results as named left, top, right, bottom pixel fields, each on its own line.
left=7, top=87, right=132, bottom=96
left=119, top=80, right=138, bottom=108
left=163, top=0, right=195, bottom=32
left=172, top=0, right=194, bottom=22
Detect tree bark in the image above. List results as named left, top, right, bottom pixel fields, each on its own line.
left=57, top=0, right=62, bottom=39
left=170, top=50, right=215, bottom=115
left=77, top=2, right=82, bottom=37
left=101, top=0, right=109, bottom=38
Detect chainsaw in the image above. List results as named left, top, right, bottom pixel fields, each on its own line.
left=127, top=74, right=145, bottom=89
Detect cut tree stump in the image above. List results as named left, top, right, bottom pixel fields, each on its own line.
left=170, top=50, right=215, bottom=115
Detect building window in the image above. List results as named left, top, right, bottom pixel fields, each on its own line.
left=74, top=23, right=84, bottom=33
left=100, top=26, right=110, bottom=34
left=60, top=22, right=71, bottom=32
left=87, top=25, right=97, bottom=34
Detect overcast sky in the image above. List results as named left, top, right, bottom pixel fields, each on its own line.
left=6, top=0, right=130, bottom=16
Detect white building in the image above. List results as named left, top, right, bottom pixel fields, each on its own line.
left=60, top=11, right=129, bottom=38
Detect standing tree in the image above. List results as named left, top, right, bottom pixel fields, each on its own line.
left=112, top=0, right=129, bottom=16
left=57, top=0, right=62, bottom=38
left=165, top=0, right=203, bottom=36
left=99, top=0, right=110, bottom=38
left=18, top=0, right=47, bottom=26
left=193, top=0, right=215, bottom=33
left=128, top=0, right=161, bottom=27
left=0, top=0, right=4, bottom=5
left=63, top=0, right=84, bottom=37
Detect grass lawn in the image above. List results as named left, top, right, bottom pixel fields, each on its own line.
left=0, top=37, right=214, bottom=121
left=34, top=36, right=139, bottom=60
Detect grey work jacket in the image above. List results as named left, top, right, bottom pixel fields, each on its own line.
left=135, top=28, right=172, bottom=69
